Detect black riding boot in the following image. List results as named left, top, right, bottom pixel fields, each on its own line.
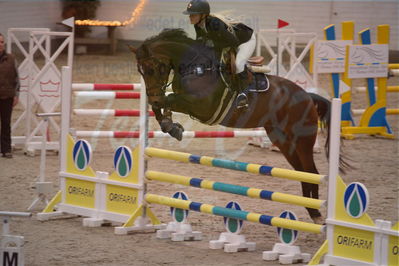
left=236, top=70, right=249, bottom=109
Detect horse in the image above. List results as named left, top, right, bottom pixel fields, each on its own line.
left=130, top=28, right=348, bottom=223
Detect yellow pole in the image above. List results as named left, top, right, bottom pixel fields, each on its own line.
left=377, top=25, right=389, bottom=104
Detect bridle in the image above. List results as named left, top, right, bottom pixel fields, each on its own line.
left=137, top=54, right=172, bottom=97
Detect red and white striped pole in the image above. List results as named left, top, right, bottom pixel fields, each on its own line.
left=73, top=91, right=141, bottom=99
left=72, top=83, right=141, bottom=91
left=73, top=109, right=155, bottom=117
left=75, top=130, right=268, bottom=139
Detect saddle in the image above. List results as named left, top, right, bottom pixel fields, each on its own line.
left=247, top=56, right=271, bottom=74
left=222, top=50, right=270, bottom=93
left=245, top=56, right=270, bottom=92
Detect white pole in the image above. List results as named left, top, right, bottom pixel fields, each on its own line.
left=60, top=67, right=72, bottom=172
left=39, top=118, right=48, bottom=182
left=326, top=98, right=342, bottom=256
left=1, top=212, right=31, bottom=235
left=256, top=32, right=261, bottom=56
left=138, top=76, right=148, bottom=210
left=26, top=33, right=34, bottom=150
left=6, top=31, right=11, bottom=54
left=276, top=29, right=280, bottom=76
left=67, top=18, right=75, bottom=69
left=0, top=212, right=31, bottom=217
left=60, top=66, right=72, bottom=207
left=45, top=34, right=51, bottom=63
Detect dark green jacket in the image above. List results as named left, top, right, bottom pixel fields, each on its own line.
left=194, top=16, right=253, bottom=56
left=0, top=52, right=19, bottom=98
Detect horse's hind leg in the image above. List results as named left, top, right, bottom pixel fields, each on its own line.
left=295, top=136, right=324, bottom=223
left=265, top=127, right=322, bottom=222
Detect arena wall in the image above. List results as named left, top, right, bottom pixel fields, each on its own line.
left=0, top=1, right=62, bottom=41
left=94, top=0, right=399, bottom=50
left=0, top=0, right=397, bottom=50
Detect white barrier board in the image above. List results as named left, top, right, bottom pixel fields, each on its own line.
left=347, top=44, right=389, bottom=78
left=314, top=40, right=352, bottom=73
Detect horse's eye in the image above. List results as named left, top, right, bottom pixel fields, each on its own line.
left=138, top=64, right=154, bottom=75
left=146, top=67, right=155, bottom=75
left=159, top=63, right=167, bottom=75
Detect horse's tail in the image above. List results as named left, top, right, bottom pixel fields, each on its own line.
left=308, top=93, right=352, bottom=174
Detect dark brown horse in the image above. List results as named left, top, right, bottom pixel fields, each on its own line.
left=131, top=29, right=346, bottom=223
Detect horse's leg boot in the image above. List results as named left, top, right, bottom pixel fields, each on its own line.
left=160, top=117, right=174, bottom=133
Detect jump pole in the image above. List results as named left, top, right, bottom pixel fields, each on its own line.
left=72, top=83, right=141, bottom=91
left=145, top=170, right=325, bottom=209
left=73, top=109, right=155, bottom=117
left=144, top=194, right=324, bottom=234
left=389, top=64, right=399, bottom=76
left=145, top=147, right=325, bottom=185
left=74, top=130, right=268, bottom=139
left=73, top=91, right=141, bottom=99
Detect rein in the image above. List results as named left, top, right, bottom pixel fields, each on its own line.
left=178, top=50, right=220, bottom=78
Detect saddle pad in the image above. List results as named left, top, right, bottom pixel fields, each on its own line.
left=248, top=74, right=270, bottom=93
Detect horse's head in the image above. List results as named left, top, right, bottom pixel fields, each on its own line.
left=130, top=44, right=172, bottom=107
left=130, top=29, right=197, bottom=107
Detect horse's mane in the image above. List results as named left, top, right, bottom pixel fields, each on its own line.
left=143, top=28, right=195, bottom=46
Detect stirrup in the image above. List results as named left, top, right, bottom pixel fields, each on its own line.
left=236, top=93, right=248, bottom=109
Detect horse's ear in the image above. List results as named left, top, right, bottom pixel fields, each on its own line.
left=128, top=45, right=137, bottom=54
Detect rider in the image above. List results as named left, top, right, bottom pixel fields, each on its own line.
left=183, top=0, right=256, bottom=109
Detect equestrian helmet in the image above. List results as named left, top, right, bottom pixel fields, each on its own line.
left=183, top=0, right=210, bottom=15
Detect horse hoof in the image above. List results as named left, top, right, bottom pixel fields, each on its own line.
left=169, top=124, right=184, bottom=141
left=160, top=118, right=173, bottom=133
left=170, top=131, right=183, bottom=141
left=312, top=216, right=325, bottom=225
left=174, top=122, right=184, bottom=130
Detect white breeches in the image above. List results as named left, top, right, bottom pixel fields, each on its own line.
left=235, top=32, right=256, bottom=73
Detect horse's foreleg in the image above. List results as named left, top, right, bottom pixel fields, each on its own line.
left=158, top=108, right=184, bottom=141
left=152, top=106, right=164, bottom=122
left=154, top=93, right=192, bottom=141
left=149, top=96, right=184, bottom=141
left=152, top=105, right=173, bottom=133
left=152, top=106, right=184, bottom=141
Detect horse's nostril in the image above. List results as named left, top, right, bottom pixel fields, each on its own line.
left=153, top=101, right=163, bottom=109
left=148, top=97, right=159, bottom=106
